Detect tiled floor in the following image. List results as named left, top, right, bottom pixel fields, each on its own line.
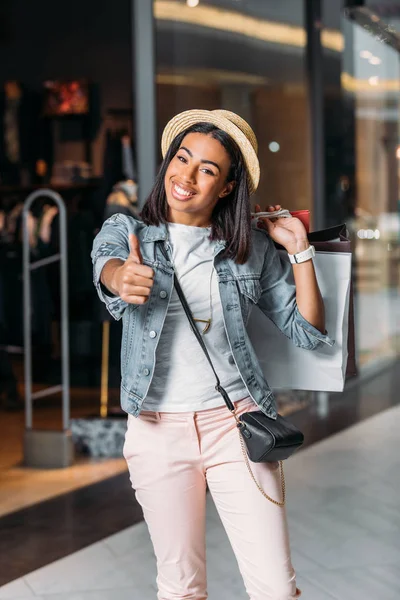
left=2, top=404, right=400, bottom=600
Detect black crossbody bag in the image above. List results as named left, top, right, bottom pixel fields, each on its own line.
left=160, top=244, right=304, bottom=506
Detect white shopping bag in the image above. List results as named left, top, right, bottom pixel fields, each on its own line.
left=247, top=251, right=352, bottom=392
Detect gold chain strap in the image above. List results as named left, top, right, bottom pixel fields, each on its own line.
left=234, top=412, right=286, bottom=507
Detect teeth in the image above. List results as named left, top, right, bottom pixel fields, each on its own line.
left=174, top=184, right=193, bottom=197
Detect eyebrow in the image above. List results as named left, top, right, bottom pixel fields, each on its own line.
left=179, top=146, right=221, bottom=172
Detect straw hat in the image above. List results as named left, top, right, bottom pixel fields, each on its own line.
left=161, top=109, right=260, bottom=195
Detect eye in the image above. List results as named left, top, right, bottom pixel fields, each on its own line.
left=201, top=168, right=215, bottom=176
left=177, top=155, right=187, bottom=163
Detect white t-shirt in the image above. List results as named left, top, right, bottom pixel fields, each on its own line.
left=142, top=222, right=248, bottom=412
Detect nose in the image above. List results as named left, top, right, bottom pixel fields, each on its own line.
left=181, top=162, right=196, bottom=184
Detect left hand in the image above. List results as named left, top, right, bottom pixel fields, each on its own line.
left=255, top=204, right=309, bottom=255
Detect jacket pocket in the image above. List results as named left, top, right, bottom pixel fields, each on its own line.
left=237, top=277, right=262, bottom=304
left=236, top=277, right=262, bottom=323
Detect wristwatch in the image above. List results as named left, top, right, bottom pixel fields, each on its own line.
left=288, top=245, right=316, bottom=264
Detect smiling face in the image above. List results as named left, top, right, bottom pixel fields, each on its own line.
left=164, top=132, right=235, bottom=227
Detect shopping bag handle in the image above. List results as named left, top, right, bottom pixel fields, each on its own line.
left=250, top=208, right=291, bottom=220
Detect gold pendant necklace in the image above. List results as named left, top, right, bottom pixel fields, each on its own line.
left=180, top=264, right=214, bottom=335
left=192, top=263, right=214, bottom=334
left=193, top=317, right=212, bottom=334
left=168, top=230, right=214, bottom=335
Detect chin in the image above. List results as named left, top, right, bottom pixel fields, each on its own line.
left=166, top=195, right=193, bottom=212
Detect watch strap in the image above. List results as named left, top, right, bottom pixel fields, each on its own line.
left=288, top=245, right=316, bottom=264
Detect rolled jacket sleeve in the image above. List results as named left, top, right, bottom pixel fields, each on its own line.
left=91, top=214, right=130, bottom=321
left=257, top=234, right=335, bottom=350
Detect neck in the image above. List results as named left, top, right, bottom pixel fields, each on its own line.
left=167, top=209, right=211, bottom=228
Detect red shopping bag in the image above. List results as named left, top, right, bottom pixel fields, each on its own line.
left=290, top=210, right=310, bottom=233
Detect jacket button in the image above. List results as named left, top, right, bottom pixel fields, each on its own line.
left=159, top=290, right=167, bottom=299
left=149, top=330, right=157, bottom=339
left=143, top=368, right=150, bottom=376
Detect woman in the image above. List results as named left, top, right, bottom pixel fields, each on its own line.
left=92, top=109, right=333, bottom=600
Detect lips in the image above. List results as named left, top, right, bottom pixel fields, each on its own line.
left=171, top=181, right=196, bottom=201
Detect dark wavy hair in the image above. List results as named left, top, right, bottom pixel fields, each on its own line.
left=140, top=122, right=252, bottom=264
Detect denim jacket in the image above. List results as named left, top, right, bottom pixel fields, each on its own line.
left=91, top=214, right=334, bottom=419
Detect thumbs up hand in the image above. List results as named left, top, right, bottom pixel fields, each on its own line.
left=111, top=234, right=155, bottom=304
left=127, top=233, right=143, bottom=265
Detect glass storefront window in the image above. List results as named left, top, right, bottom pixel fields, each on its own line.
left=153, top=0, right=400, bottom=376
left=0, top=0, right=133, bottom=392
left=342, top=15, right=400, bottom=369
left=153, top=0, right=312, bottom=212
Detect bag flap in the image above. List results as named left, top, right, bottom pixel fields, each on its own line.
left=308, top=224, right=349, bottom=243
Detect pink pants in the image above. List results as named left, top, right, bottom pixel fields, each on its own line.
left=123, top=396, right=299, bottom=600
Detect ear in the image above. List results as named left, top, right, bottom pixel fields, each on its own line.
left=219, top=180, right=236, bottom=199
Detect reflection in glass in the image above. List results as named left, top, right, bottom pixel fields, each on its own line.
left=342, top=17, right=400, bottom=368
left=154, top=0, right=315, bottom=211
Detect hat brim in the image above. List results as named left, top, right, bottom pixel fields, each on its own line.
left=161, top=109, right=260, bottom=195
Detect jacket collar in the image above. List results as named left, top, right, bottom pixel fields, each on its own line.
left=143, top=222, right=168, bottom=243
left=142, top=221, right=227, bottom=253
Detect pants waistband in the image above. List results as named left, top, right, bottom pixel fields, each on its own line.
left=139, top=396, right=254, bottom=423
